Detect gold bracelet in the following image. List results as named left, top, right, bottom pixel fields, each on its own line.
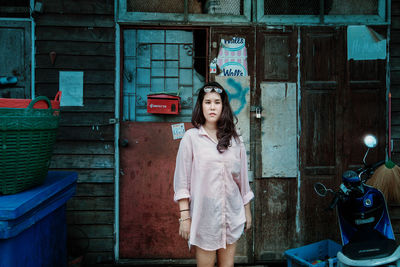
left=179, top=217, right=191, bottom=223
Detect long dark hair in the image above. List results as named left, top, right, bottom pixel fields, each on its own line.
left=192, top=81, right=239, bottom=153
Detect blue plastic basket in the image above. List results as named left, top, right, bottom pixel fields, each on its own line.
left=284, top=239, right=342, bottom=267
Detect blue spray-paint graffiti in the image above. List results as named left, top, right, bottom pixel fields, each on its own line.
left=225, top=78, right=249, bottom=115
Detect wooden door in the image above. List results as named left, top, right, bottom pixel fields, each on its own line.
left=0, top=21, right=31, bottom=98
left=254, top=27, right=299, bottom=261
left=299, top=26, right=386, bottom=245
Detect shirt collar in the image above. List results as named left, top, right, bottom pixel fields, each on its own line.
left=198, top=125, right=208, bottom=136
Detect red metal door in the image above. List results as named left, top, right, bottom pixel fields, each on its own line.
left=119, top=122, right=193, bottom=258
left=118, top=27, right=207, bottom=259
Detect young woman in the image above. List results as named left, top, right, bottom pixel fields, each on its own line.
left=173, top=82, right=254, bottom=267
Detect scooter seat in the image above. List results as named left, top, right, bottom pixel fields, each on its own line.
left=342, top=239, right=398, bottom=260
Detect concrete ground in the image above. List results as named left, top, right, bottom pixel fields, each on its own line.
left=92, top=262, right=287, bottom=267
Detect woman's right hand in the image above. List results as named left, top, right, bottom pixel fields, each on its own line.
left=179, top=219, right=191, bottom=240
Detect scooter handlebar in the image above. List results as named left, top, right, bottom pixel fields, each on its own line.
left=329, top=194, right=340, bottom=210
left=358, top=160, right=385, bottom=182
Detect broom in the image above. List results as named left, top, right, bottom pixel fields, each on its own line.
left=367, top=92, right=400, bottom=203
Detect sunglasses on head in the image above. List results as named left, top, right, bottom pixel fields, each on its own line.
left=203, top=86, right=223, bottom=94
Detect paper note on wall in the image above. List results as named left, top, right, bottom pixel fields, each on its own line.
left=216, top=37, right=248, bottom=76
left=171, top=123, right=185, bottom=140
left=261, top=82, right=297, bottom=178
left=347, top=25, right=386, bottom=60
left=59, top=71, right=84, bottom=106
left=216, top=76, right=250, bottom=165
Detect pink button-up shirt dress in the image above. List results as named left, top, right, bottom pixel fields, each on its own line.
left=173, top=126, right=254, bottom=251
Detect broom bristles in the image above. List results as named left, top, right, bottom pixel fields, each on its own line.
left=367, top=163, right=400, bottom=203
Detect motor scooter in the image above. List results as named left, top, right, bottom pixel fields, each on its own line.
left=314, top=135, right=400, bottom=267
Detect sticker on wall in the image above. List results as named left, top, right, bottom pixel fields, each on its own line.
left=171, top=123, right=185, bottom=140
left=347, top=26, right=386, bottom=60
left=216, top=37, right=248, bottom=76
left=59, top=71, right=84, bottom=106
left=209, top=58, right=217, bottom=74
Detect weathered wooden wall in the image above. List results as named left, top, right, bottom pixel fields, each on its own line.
left=34, top=0, right=115, bottom=264
left=390, top=0, right=400, bottom=240
left=392, top=1, right=400, bottom=161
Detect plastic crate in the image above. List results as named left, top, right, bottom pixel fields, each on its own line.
left=285, top=239, right=342, bottom=267
left=0, top=91, right=61, bottom=109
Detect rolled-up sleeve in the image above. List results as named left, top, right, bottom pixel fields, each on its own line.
left=239, top=142, right=254, bottom=205
left=173, top=133, right=193, bottom=202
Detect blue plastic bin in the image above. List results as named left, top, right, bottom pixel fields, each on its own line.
left=0, top=171, right=77, bottom=267
left=285, top=239, right=342, bottom=267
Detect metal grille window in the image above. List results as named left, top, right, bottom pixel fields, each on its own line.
left=258, top=0, right=388, bottom=24
left=326, top=0, right=378, bottom=15
left=126, top=0, right=243, bottom=15
left=119, top=0, right=251, bottom=23
left=122, top=29, right=207, bottom=122
left=264, top=0, right=320, bottom=15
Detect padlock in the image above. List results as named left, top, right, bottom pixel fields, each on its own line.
left=256, top=107, right=261, bottom=119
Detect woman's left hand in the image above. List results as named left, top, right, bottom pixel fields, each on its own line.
left=244, top=203, right=252, bottom=231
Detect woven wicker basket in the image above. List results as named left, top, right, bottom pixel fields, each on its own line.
left=0, top=96, right=60, bottom=194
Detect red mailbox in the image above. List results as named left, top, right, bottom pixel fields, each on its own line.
left=147, top=94, right=181, bottom=115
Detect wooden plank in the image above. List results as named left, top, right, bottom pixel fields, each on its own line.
left=43, top=0, right=113, bottom=15
left=50, top=154, right=114, bottom=169
left=59, top=99, right=114, bottom=112
left=392, top=140, right=400, bottom=153
left=389, top=204, right=400, bottom=218
left=36, top=41, right=115, bottom=56
left=81, top=252, right=113, bottom=265
left=391, top=100, right=400, bottom=112
left=53, top=141, right=114, bottom=155
left=36, top=27, right=114, bottom=42
left=36, top=84, right=115, bottom=98
left=392, top=70, right=400, bottom=85
left=393, top=2, right=400, bottom=16
left=391, top=127, right=400, bottom=139
left=49, top=169, right=114, bottom=183
left=255, top=178, right=297, bottom=260
left=73, top=225, right=114, bottom=239
left=392, top=18, right=400, bottom=30
left=36, top=14, right=114, bottom=27
left=66, top=238, right=114, bottom=252
left=391, top=152, right=400, bottom=165
left=66, top=210, right=114, bottom=224
left=56, top=125, right=114, bottom=141
left=59, top=112, right=115, bottom=126
left=392, top=31, right=400, bottom=45
left=36, top=69, right=114, bottom=84
left=391, top=57, right=400, bottom=71
left=390, top=48, right=400, bottom=57
left=35, top=55, right=115, bottom=70
left=390, top=85, right=400, bottom=98
left=75, top=183, right=114, bottom=197
left=67, top=197, right=114, bottom=211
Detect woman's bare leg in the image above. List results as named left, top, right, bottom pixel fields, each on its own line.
left=196, top=246, right=216, bottom=267
left=216, top=242, right=236, bottom=267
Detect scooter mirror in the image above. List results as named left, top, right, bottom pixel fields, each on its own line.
left=364, top=134, right=377, bottom=148
left=314, top=182, right=328, bottom=197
